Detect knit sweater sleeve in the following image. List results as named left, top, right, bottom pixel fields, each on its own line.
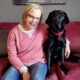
left=7, top=27, right=26, bottom=73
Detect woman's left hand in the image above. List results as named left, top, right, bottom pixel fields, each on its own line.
left=22, top=70, right=30, bottom=80
left=65, top=44, right=70, bottom=58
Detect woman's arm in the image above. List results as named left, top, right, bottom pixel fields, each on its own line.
left=7, top=28, right=28, bottom=74
left=65, top=39, right=70, bottom=58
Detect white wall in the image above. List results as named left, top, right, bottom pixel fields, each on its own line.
left=0, top=0, right=80, bottom=22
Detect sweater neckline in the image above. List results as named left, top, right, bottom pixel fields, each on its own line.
left=18, top=24, right=35, bottom=37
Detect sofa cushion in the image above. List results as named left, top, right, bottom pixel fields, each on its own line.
left=46, top=60, right=80, bottom=80
left=65, top=22, right=80, bottom=56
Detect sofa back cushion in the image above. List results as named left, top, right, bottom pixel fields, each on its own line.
left=0, top=22, right=18, bottom=56
left=0, top=30, right=9, bottom=56
left=65, top=22, right=80, bottom=56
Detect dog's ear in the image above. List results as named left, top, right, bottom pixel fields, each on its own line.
left=63, top=11, right=70, bottom=27
left=45, top=12, right=52, bottom=26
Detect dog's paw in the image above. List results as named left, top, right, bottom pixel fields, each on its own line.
left=46, top=70, right=50, bottom=76
left=61, top=65, right=67, bottom=73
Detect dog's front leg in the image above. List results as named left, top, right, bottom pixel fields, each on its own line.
left=61, top=47, right=67, bottom=73
left=47, top=51, right=51, bottom=75
left=61, top=48, right=65, bottom=65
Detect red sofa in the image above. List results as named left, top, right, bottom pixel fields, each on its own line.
left=0, top=22, right=80, bottom=80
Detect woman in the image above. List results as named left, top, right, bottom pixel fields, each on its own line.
left=1, top=3, right=70, bottom=80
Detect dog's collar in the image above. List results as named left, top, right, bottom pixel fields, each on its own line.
left=52, top=30, right=64, bottom=36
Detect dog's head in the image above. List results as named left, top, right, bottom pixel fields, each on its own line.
left=46, top=10, right=70, bottom=32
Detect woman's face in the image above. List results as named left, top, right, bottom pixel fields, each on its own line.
left=24, top=8, right=41, bottom=30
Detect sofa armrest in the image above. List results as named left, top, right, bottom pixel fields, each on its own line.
left=0, top=57, right=10, bottom=78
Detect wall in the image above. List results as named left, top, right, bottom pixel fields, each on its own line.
left=0, top=0, right=80, bottom=23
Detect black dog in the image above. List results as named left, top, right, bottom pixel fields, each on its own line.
left=43, top=10, right=80, bottom=75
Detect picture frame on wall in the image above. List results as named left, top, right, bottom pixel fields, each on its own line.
left=14, top=0, right=67, bottom=5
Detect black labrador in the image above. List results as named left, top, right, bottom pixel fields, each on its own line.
left=43, top=10, right=80, bottom=75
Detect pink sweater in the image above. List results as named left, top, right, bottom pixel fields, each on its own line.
left=7, top=23, right=48, bottom=72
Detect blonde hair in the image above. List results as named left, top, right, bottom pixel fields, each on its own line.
left=21, top=3, right=43, bottom=26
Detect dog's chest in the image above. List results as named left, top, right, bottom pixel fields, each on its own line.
left=49, top=34, right=65, bottom=51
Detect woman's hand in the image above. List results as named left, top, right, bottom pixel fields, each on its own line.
left=22, top=70, right=30, bottom=80
left=65, top=44, right=70, bottom=59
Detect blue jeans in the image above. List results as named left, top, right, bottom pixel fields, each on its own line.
left=1, top=62, right=47, bottom=80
